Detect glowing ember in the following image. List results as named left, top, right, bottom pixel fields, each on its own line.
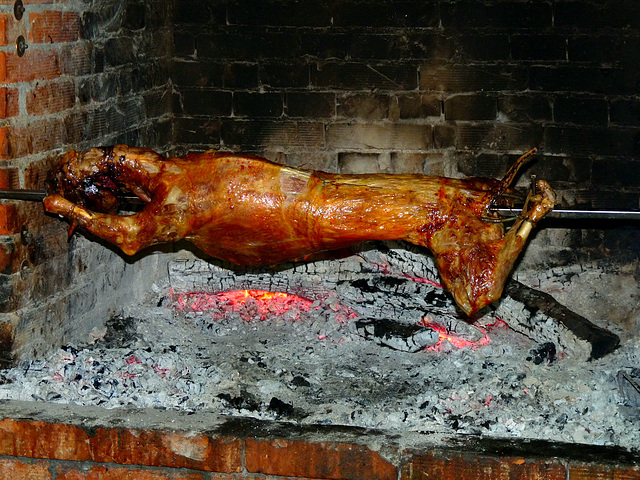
left=420, top=318, right=508, bottom=352
left=174, top=289, right=318, bottom=321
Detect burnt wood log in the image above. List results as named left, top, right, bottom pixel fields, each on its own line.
left=497, top=280, right=620, bottom=360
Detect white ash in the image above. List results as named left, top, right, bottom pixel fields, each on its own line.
left=0, top=243, right=637, bottom=452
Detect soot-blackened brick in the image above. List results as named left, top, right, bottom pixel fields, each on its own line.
left=440, top=2, right=552, bottom=30
left=300, top=32, right=353, bottom=61
left=174, top=31, right=195, bottom=57
left=372, top=2, right=439, bottom=28
left=174, top=117, right=221, bottom=146
left=171, top=61, right=224, bottom=88
left=510, top=34, right=566, bottom=61
left=0, top=275, right=13, bottom=313
left=123, top=1, right=147, bottom=31
left=567, top=35, right=639, bottom=66
left=593, top=158, right=640, bottom=188
left=530, top=66, right=632, bottom=95
left=337, top=94, right=389, bottom=121
left=92, top=47, right=104, bottom=74
left=212, top=29, right=302, bottom=61
left=544, top=125, right=638, bottom=157
left=331, top=1, right=432, bottom=27
left=286, top=93, right=334, bottom=119
left=407, top=33, right=455, bottom=61
left=260, top=62, right=309, bottom=89
left=395, top=93, right=441, bottom=119
left=174, top=0, right=225, bottom=25
left=420, top=64, right=527, bottom=92
left=224, top=63, right=259, bottom=89
left=349, top=33, right=409, bottom=61
left=234, top=92, right=283, bottom=118
left=610, top=99, right=640, bottom=126
left=456, top=123, right=542, bottom=151
left=104, top=36, right=135, bottom=67
left=574, top=189, right=638, bottom=211
left=326, top=123, right=431, bottom=150
left=456, top=34, right=510, bottom=61
left=555, top=1, right=640, bottom=30
left=222, top=120, right=324, bottom=149
left=444, top=94, right=496, bottom=121
left=554, top=96, right=608, bottom=126
left=313, top=63, right=417, bottom=90
left=79, top=11, right=101, bottom=40
left=181, top=89, right=232, bottom=117
left=458, top=152, right=512, bottom=179
left=433, top=124, right=456, bottom=149
left=498, top=94, right=552, bottom=123
left=229, top=0, right=330, bottom=27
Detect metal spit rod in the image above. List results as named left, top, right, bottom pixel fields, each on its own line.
left=0, top=189, right=638, bottom=220
left=0, top=189, right=144, bottom=205
left=491, top=207, right=640, bottom=221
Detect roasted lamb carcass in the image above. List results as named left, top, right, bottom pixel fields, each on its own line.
left=44, top=145, right=555, bottom=315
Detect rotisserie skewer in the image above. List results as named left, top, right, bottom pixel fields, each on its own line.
left=0, top=190, right=636, bottom=220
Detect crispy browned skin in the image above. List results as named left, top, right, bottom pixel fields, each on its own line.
left=44, top=145, right=555, bottom=315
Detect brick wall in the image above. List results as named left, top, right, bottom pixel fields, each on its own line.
left=0, top=0, right=173, bottom=362
left=172, top=0, right=640, bottom=265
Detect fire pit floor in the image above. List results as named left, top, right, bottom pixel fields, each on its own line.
left=0, top=274, right=639, bottom=452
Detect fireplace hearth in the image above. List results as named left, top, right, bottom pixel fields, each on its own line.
left=0, top=242, right=636, bottom=454
left=1, top=0, right=639, bottom=477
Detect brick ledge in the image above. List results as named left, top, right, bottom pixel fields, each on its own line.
left=0, top=400, right=636, bottom=479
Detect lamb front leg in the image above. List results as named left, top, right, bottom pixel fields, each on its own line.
left=478, top=178, right=556, bottom=308
left=429, top=179, right=555, bottom=316
left=44, top=194, right=157, bottom=255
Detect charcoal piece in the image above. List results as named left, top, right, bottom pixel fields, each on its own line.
left=618, top=370, right=640, bottom=408
left=355, top=318, right=439, bottom=352
left=269, top=397, right=294, bottom=417
left=101, top=316, right=138, bottom=348
left=497, top=280, right=620, bottom=361
left=527, top=342, right=556, bottom=364
left=217, top=392, right=260, bottom=411
left=291, top=375, right=311, bottom=387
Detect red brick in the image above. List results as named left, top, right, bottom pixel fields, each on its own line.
left=26, top=79, right=75, bottom=115
left=401, top=451, right=566, bottom=480
left=569, top=463, right=640, bottom=479
left=24, top=154, right=57, bottom=189
left=60, top=44, right=92, bottom=76
left=0, top=167, right=19, bottom=189
left=245, top=438, right=397, bottom=480
left=89, top=428, right=243, bottom=473
left=0, top=119, right=65, bottom=159
left=29, top=11, right=80, bottom=44
left=3, top=13, right=26, bottom=46
left=0, top=204, right=18, bottom=235
left=56, top=465, right=205, bottom=480
left=0, top=458, right=51, bottom=480
left=0, top=127, right=8, bottom=158
left=0, top=418, right=91, bottom=460
left=0, top=52, right=6, bottom=82
left=0, top=87, right=20, bottom=118
left=4, top=49, right=60, bottom=83
left=0, top=14, right=6, bottom=46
